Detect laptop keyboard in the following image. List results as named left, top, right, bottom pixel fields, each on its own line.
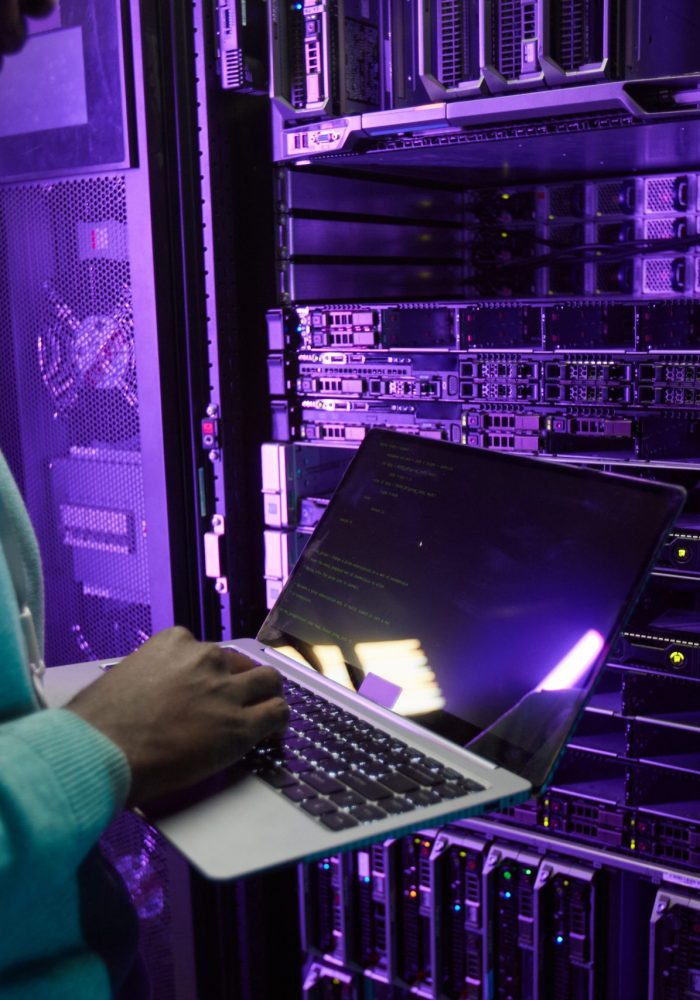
left=244, top=679, right=485, bottom=832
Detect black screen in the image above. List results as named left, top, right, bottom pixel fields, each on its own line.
left=259, top=430, right=684, bottom=789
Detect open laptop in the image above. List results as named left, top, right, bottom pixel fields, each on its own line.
left=148, top=430, right=684, bottom=879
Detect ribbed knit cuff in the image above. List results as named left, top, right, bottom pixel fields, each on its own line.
left=8, top=709, right=131, bottom=836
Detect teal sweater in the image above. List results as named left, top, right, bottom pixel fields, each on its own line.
left=0, top=452, right=133, bottom=997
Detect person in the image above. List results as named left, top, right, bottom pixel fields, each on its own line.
left=1, top=465, right=287, bottom=995
left=0, top=11, right=288, bottom=999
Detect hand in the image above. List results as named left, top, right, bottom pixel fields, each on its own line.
left=66, top=627, right=289, bottom=806
left=0, top=0, right=57, bottom=57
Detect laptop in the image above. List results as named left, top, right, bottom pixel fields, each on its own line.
left=147, top=430, right=684, bottom=880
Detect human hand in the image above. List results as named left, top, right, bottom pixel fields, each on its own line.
left=66, top=627, right=289, bottom=806
left=0, top=0, right=57, bottom=57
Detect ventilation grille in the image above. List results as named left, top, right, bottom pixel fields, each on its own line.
left=289, top=9, right=307, bottom=108
left=101, top=813, right=178, bottom=1000
left=551, top=0, right=588, bottom=71
left=0, top=176, right=151, bottom=664
left=643, top=257, right=683, bottom=294
left=493, top=0, right=522, bottom=81
left=548, top=184, right=586, bottom=217
left=223, top=47, right=244, bottom=89
left=437, top=0, right=476, bottom=89
left=644, top=218, right=681, bottom=241
left=594, top=181, right=635, bottom=215
left=646, top=176, right=685, bottom=213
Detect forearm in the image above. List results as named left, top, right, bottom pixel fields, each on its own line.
left=0, top=709, right=130, bottom=906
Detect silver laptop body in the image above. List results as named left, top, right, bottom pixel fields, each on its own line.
left=146, top=431, right=683, bottom=880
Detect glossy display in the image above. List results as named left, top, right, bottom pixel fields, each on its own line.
left=259, top=430, right=683, bottom=789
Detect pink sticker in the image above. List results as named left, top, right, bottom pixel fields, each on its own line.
left=358, top=672, right=402, bottom=710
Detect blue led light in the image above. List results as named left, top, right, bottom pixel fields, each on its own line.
left=555, top=934, right=565, bottom=945
left=364, top=876, right=371, bottom=884
left=504, top=891, right=512, bottom=899
left=453, top=904, right=461, bottom=912
left=322, top=863, right=330, bottom=870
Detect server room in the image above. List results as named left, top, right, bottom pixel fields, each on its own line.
left=1, top=0, right=700, bottom=997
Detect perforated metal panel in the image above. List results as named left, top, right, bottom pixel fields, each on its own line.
left=642, top=257, right=683, bottom=294
left=550, top=0, right=588, bottom=71
left=101, top=813, right=179, bottom=1000
left=493, top=0, right=522, bottom=80
left=548, top=184, right=585, bottom=218
left=437, top=0, right=474, bottom=89
left=644, top=217, right=683, bottom=240
left=645, top=175, right=684, bottom=213
left=0, top=176, right=151, bottom=665
left=594, top=180, right=635, bottom=216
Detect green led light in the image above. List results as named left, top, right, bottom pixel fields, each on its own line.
left=503, top=871, right=512, bottom=880
left=524, top=868, right=533, bottom=876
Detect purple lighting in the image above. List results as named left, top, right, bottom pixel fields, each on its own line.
left=536, top=629, right=605, bottom=692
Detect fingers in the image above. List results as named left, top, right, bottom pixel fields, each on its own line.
left=219, top=646, right=261, bottom=675
left=243, top=696, right=290, bottom=745
left=232, top=664, right=285, bottom=706
left=21, top=0, right=58, bottom=15
left=0, top=0, right=57, bottom=59
left=0, top=1, right=25, bottom=54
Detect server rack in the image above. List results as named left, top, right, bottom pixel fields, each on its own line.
left=239, top=0, right=700, bottom=996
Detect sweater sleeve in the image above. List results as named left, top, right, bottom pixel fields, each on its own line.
left=0, top=707, right=130, bottom=908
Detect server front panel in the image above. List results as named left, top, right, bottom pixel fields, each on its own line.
left=258, top=137, right=700, bottom=994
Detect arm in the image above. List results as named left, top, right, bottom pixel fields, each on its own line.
left=0, top=628, right=288, bottom=910
left=0, top=707, right=129, bottom=910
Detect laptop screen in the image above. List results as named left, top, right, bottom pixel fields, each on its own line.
left=258, top=430, right=684, bottom=791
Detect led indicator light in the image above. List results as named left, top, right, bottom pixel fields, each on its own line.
left=555, top=935, right=565, bottom=945
left=409, top=889, right=418, bottom=899
left=454, top=903, right=462, bottom=912
left=669, top=650, right=686, bottom=666
left=364, top=876, right=371, bottom=883
left=503, top=871, right=512, bottom=880
left=524, top=868, right=533, bottom=876
left=504, top=891, right=512, bottom=899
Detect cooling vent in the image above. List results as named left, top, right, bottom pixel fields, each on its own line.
left=437, top=0, right=474, bottom=89
left=0, top=176, right=151, bottom=665
left=643, top=257, right=686, bottom=294
left=493, top=0, right=522, bottom=81
left=223, top=47, right=245, bottom=89
left=645, top=176, right=688, bottom=214
left=551, top=0, right=588, bottom=71
left=38, top=284, right=136, bottom=416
